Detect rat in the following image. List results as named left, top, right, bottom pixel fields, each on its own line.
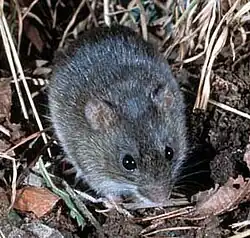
left=48, top=25, right=187, bottom=208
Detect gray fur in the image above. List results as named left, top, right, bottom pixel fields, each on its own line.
left=49, top=25, right=187, bottom=207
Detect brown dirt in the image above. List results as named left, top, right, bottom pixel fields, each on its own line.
left=1, top=1, right=250, bottom=237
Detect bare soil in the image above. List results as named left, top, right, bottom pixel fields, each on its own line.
left=1, top=1, right=250, bottom=237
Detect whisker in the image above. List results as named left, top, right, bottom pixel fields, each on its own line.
left=180, top=159, right=210, bottom=170
left=174, top=180, right=210, bottom=190
left=172, top=186, right=198, bottom=195
left=175, top=170, right=210, bottom=182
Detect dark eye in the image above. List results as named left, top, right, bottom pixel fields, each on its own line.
left=165, top=146, right=174, bottom=160
left=122, top=154, right=137, bottom=171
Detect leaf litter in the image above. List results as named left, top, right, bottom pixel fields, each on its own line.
left=0, top=0, right=250, bottom=237
left=13, top=186, right=60, bottom=218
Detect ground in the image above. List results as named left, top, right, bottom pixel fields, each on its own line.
left=0, top=0, right=250, bottom=237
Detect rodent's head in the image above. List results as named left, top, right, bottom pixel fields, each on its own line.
left=75, top=67, right=187, bottom=208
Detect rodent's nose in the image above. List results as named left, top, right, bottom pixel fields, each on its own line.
left=138, top=185, right=171, bottom=205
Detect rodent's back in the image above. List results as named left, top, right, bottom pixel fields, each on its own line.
left=50, top=25, right=180, bottom=128
left=50, top=25, right=169, bottom=93
left=49, top=25, right=187, bottom=208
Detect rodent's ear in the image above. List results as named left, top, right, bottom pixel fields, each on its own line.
left=84, top=99, right=117, bottom=131
left=151, top=84, right=173, bottom=109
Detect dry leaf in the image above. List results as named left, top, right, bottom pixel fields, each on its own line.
left=0, top=80, right=12, bottom=122
left=23, top=19, right=44, bottom=52
left=14, top=186, right=60, bottom=218
left=35, top=60, right=48, bottom=68
left=187, top=176, right=250, bottom=220
left=32, top=67, right=52, bottom=76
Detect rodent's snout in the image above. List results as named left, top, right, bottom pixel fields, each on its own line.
left=137, top=184, right=172, bottom=206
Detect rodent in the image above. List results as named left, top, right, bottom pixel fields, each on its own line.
left=49, top=25, right=187, bottom=208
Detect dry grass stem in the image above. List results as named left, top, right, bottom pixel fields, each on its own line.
left=23, top=12, right=45, bottom=26
left=137, top=0, right=148, bottom=41
left=119, top=0, right=137, bottom=25
left=52, top=0, right=62, bottom=29
left=182, top=88, right=250, bottom=121
left=59, top=0, right=87, bottom=48
left=140, top=206, right=193, bottom=222
left=0, top=229, right=5, bottom=238
left=183, top=1, right=216, bottom=63
left=103, top=0, right=111, bottom=26
left=0, top=4, right=50, bottom=156
left=229, top=230, right=250, bottom=238
left=142, top=226, right=200, bottom=237
left=194, top=0, right=241, bottom=111
left=231, top=220, right=250, bottom=229
left=107, top=7, right=138, bottom=16
left=85, top=0, right=98, bottom=27
left=21, top=0, right=40, bottom=20
left=209, top=99, right=250, bottom=120
left=0, top=5, right=28, bottom=119
left=5, top=131, right=43, bottom=154
left=0, top=124, right=10, bottom=137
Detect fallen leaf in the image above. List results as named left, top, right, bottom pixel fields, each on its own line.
left=23, top=19, right=44, bottom=53
left=32, top=67, right=52, bottom=76
left=35, top=60, right=49, bottom=68
left=0, top=80, right=12, bottom=122
left=14, top=186, right=60, bottom=218
left=187, top=176, right=250, bottom=220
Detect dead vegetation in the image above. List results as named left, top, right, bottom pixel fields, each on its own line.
left=0, top=0, right=250, bottom=237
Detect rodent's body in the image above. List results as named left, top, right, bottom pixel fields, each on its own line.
left=49, top=25, right=187, bottom=207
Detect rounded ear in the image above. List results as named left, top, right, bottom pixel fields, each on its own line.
left=85, top=98, right=117, bottom=131
left=151, top=84, right=174, bottom=110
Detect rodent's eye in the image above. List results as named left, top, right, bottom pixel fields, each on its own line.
left=165, top=146, right=174, bottom=160
left=122, top=154, right=137, bottom=171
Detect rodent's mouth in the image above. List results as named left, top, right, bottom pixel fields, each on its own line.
left=122, top=198, right=174, bottom=210
left=133, top=184, right=172, bottom=208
